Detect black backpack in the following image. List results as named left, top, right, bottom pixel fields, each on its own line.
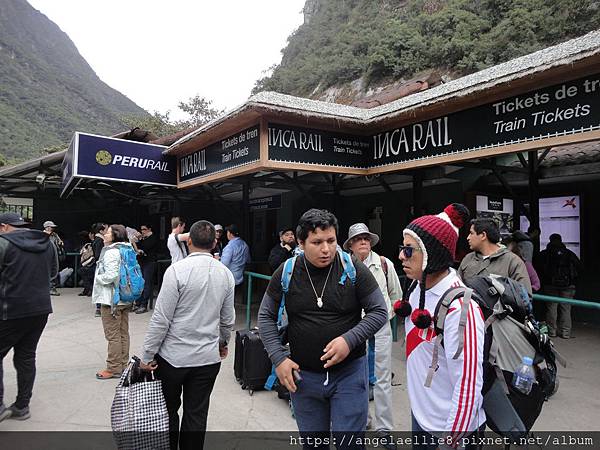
left=428, top=275, right=566, bottom=441
left=547, top=248, right=577, bottom=288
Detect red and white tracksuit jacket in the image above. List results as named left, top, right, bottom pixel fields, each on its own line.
left=405, top=269, right=486, bottom=444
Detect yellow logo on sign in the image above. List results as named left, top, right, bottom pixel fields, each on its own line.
left=96, top=150, right=112, bottom=166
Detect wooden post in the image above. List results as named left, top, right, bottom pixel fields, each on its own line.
left=412, top=171, right=423, bottom=217
left=331, top=174, right=339, bottom=215
left=528, top=150, right=540, bottom=248
left=242, top=179, right=250, bottom=242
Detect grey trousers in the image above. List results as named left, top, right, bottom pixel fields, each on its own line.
left=368, top=320, right=394, bottom=432
left=544, top=286, right=576, bottom=338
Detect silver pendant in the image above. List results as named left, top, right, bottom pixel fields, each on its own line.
left=317, top=297, right=323, bottom=308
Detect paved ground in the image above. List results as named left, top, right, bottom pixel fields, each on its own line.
left=1, top=288, right=599, bottom=432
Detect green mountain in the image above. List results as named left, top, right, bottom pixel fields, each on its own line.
left=255, top=0, right=600, bottom=101
left=0, top=0, right=147, bottom=163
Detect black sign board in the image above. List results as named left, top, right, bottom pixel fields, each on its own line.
left=177, top=73, right=600, bottom=184
left=248, top=194, right=282, bottom=212
left=268, top=123, right=371, bottom=169
left=488, top=197, right=503, bottom=211
left=179, top=125, right=260, bottom=183
left=370, top=74, right=600, bottom=168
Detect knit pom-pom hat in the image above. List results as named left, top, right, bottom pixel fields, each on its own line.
left=401, top=203, right=470, bottom=328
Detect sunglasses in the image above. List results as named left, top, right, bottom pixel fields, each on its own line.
left=398, top=245, right=421, bottom=258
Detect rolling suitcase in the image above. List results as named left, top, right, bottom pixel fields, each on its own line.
left=234, top=329, right=250, bottom=382
left=233, top=328, right=272, bottom=395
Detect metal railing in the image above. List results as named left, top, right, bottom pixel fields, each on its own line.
left=533, top=293, right=600, bottom=310
left=66, top=252, right=80, bottom=287
left=244, top=271, right=401, bottom=341
left=244, top=271, right=272, bottom=329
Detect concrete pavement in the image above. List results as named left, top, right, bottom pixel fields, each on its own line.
left=1, top=288, right=598, bottom=432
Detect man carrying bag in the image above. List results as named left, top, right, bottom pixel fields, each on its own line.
left=139, top=221, right=235, bottom=450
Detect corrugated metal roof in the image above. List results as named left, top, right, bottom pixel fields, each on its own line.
left=166, top=30, right=600, bottom=153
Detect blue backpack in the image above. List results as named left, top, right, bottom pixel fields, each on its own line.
left=264, top=246, right=356, bottom=390
left=113, top=245, right=145, bottom=305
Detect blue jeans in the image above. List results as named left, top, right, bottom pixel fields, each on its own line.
left=411, top=413, right=485, bottom=450
left=290, top=356, right=368, bottom=450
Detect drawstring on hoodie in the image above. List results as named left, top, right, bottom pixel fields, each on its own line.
left=323, top=371, right=329, bottom=386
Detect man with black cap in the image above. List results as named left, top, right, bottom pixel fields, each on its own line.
left=0, top=212, right=58, bottom=422
left=267, top=227, right=296, bottom=273
left=396, top=204, right=485, bottom=449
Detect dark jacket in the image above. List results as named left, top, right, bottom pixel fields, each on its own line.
left=538, top=241, right=582, bottom=288
left=0, top=229, right=58, bottom=320
left=211, top=240, right=224, bottom=257
left=92, top=234, right=104, bottom=261
left=268, top=243, right=294, bottom=273
left=137, top=233, right=159, bottom=263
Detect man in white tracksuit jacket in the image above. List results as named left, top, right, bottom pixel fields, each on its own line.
left=399, top=204, right=485, bottom=450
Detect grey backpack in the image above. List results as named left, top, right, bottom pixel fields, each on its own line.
left=430, top=275, right=566, bottom=441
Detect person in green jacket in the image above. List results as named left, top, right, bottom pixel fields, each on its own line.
left=458, top=218, right=532, bottom=295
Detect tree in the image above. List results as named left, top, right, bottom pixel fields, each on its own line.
left=121, top=110, right=182, bottom=138
left=177, top=95, right=224, bottom=128
left=120, top=95, right=224, bottom=138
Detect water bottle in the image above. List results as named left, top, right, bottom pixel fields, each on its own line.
left=512, top=356, right=535, bottom=395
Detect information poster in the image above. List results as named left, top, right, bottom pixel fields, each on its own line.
left=521, top=196, right=581, bottom=257
left=476, top=195, right=514, bottom=238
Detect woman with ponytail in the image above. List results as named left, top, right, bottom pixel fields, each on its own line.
left=396, top=204, right=486, bottom=449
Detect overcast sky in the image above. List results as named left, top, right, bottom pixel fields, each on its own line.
left=28, top=0, right=305, bottom=119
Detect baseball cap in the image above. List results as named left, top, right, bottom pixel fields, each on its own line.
left=214, top=224, right=224, bottom=231
left=0, top=212, right=29, bottom=226
left=43, top=220, right=58, bottom=228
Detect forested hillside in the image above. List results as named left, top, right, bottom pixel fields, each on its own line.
left=255, top=0, right=600, bottom=100
left=0, top=0, right=147, bottom=164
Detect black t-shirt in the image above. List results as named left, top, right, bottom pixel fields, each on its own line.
left=268, top=243, right=294, bottom=273
left=137, top=233, right=159, bottom=262
left=266, top=253, right=379, bottom=372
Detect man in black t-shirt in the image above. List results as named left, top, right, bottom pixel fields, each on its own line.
left=258, top=209, right=387, bottom=447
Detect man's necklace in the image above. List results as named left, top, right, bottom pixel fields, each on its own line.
left=304, top=257, right=333, bottom=308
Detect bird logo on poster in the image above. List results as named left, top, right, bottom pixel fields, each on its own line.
left=562, top=198, right=576, bottom=209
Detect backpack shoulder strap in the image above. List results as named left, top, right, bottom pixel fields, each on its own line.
left=379, top=255, right=388, bottom=277
left=280, top=256, right=298, bottom=294
left=434, top=287, right=467, bottom=333
left=424, top=286, right=473, bottom=387
left=266, top=256, right=297, bottom=392
left=338, top=247, right=356, bottom=285
left=278, top=255, right=298, bottom=320
left=434, top=286, right=473, bottom=359
left=175, top=234, right=188, bottom=256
